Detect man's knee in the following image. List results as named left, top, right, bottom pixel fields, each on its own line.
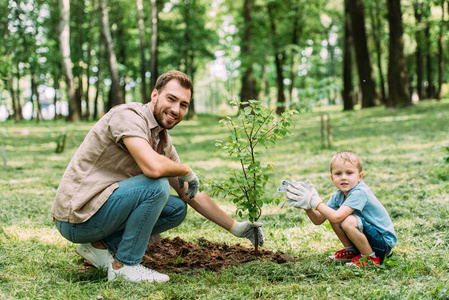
left=152, top=177, right=171, bottom=198
left=174, top=198, right=188, bottom=225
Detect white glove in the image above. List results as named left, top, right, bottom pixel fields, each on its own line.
left=178, top=168, right=199, bottom=199
left=230, top=221, right=264, bottom=246
left=278, top=179, right=322, bottom=210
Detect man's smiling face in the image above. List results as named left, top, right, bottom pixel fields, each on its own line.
left=150, top=79, right=191, bottom=130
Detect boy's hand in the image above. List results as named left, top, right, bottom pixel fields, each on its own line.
left=302, top=179, right=322, bottom=209
left=278, top=179, right=322, bottom=210
left=278, top=180, right=312, bottom=209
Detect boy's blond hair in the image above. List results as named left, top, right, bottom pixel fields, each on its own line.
left=330, top=151, right=363, bottom=173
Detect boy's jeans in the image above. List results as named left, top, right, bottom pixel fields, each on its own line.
left=355, top=215, right=392, bottom=263
left=56, top=175, right=187, bottom=266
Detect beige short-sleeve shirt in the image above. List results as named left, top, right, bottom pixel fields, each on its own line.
left=51, top=102, right=180, bottom=223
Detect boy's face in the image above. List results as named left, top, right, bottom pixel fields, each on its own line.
left=330, top=158, right=364, bottom=197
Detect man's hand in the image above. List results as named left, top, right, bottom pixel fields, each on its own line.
left=230, top=221, right=264, bottom=246
left=178, top=168, right=199, bottom=199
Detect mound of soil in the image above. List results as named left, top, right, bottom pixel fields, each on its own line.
left=141, top=236, right=296, bottom=274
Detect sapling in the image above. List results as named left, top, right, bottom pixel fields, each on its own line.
left=208, top=99, right=296, bottom=255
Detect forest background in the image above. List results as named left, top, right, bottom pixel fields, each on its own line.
left=0, top=0, right=448, bottom=121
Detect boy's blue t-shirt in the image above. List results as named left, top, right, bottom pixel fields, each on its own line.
left=326, top=181, right=397, bottom=248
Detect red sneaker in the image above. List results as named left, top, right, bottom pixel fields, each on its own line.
left=346, top=254, right=380, bottom=266
left=328, top=249, right=357, bottom=262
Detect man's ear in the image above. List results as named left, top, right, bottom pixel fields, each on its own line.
left=151, top=89, right=158, bottom=101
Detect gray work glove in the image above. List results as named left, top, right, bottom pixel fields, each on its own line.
left=230, top=221, right=264, bottom=246
left=278, top=179, right=321, bottom=210
left=178, top=168, right=199, bottom=199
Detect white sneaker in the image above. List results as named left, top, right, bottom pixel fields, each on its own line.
left=108, top=263, right=170, bottom=283
left=76, top=243, right=114, bottom=270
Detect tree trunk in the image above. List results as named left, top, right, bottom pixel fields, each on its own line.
left=425, top=21, right=434, bottom=99
left=76, top=75, right=83, bottom=116
left=137, top=0, right=148, bottom=103
left=347, top=0, right=378, bottom=108
left=414, top=2, right=426, bottom=100
left=84, top=0, right=96, bottom=120
left=267, top=4, right=285, bottom=115
left=8, top=75, right=20, bottom=123
left=369, top=3, right=387, bottom=104
left=342, top=0, right=354, bottom=111
left=149, top=0, right=159, bottom=91
left=94, top=49, right=103, bottom=119
left=387, top=0, right=411, bottom=107
left=53, top=79, right=62, bottom=119
left=31, top=75, right=42, bottom=122
left=99, top=0, right=124, bottom=111
left=58, top=0, right=81, bottom=122
left=288, top=5, right=301, bottom=108
left=437, top=0, right=445, bottom=100
left=240, top=0, right=256, bottom=108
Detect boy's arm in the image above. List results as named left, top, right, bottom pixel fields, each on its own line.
left=314, top=204, right=354, bottom=224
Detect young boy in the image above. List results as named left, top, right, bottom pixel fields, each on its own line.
left=279, top=151, right=397, bottom=266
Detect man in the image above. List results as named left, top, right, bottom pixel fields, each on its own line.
left=52, top=70, right=263, bottom=283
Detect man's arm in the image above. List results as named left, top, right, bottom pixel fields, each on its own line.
left=123, top=136, right=190, bottom=178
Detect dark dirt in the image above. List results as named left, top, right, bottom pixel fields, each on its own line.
left=141, top=236, right=296, bottom=274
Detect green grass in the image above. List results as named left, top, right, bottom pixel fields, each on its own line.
left=1, top=100, right=449, bottom=299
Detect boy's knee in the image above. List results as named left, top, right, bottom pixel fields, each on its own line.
left=340, top=215, right=358, bottom=231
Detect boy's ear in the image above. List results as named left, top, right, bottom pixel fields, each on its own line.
left=330, top=174, right=333, bottom=180
left=358, top=172, right=364, bottom=182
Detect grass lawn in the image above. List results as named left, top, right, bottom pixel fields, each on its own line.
left=1, top=100, right=448, bottom=299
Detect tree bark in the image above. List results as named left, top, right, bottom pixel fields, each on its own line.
left=414, top=2, right=426, bottom=100
left=8, top=75, right=20, bottom=123
left=99, top=0, right=124, bottom=111
left=58, top=0, right=81, bottom=122
left=137, top=0, right=148, bottom=103
left=387, top=0, right=411, bottom=107
left=369, top=3, right=387, bottom=104
left=240, top=0, right=256, bottom=108
left=437, top=0, right=445, bottom=100
left=425, top=20, right=434, bottom=99
left=342, top=0, right=354, bottom=111
left=149, top=0, right=159, bottom=91
left=347, top=0, right=378, bottom=108
left=267, top=4, right=285, bottom=115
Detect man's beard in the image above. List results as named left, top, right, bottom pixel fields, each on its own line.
left=153, top=98, right=178, bottom=130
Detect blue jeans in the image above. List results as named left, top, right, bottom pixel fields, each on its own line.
left=56, top=175, right=187, bottom=266
left=356, top=215, right=392, bottom=263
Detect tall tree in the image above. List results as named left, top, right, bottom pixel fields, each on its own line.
left=149, top=0, right=159, bottom=91
left=387, top=0, right=411, bottom=107
left=267, top=2, right=286, bottom=115
left=414, top=1, right=426, bottom=100
left=342, top=0, right=354, bottom=111
left=240, top=0, right=256, bottom=105
left=347, top=0, right=378, bottom=108
left=437, top=0, right=445, bottom=100
left=99, top=0, right=124, bottom=111
left=368, top=0, right=387, bottom=104
left=58, top=0, right=81, bottom=121
left=137, top=0, right=148, bottom=102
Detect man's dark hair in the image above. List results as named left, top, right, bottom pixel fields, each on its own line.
left=154, top=70, right=194, bottom=100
